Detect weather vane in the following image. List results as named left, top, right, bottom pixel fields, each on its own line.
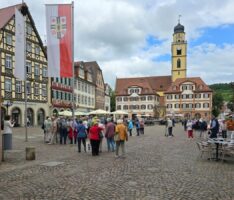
left=178, top=14, right=182, bottom=23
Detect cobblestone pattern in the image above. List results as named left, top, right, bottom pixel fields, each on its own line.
left=0, top=126, right=233, bottom=199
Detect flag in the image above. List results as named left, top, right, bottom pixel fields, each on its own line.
left=15, top=8, right=25, bottom=80
left=46, top=4, right=72, bottom=78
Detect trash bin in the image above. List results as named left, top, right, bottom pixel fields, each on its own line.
left=3, top=133, right=12, bottom=150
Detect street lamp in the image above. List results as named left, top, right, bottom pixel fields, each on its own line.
left=3, top=101, right=13, bottom=114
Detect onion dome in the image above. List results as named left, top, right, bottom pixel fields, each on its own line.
left=174, top=23, right=184, bottom=33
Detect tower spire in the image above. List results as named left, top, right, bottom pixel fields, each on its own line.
left=178, top=14, right=181, bottom=24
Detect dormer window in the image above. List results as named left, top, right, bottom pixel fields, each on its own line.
left=199, top=85, right=204, bottom=90
left=173, top=86, right=177, bottom=91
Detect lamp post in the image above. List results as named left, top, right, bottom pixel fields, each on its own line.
left=3, top=101, right=13, bottom=115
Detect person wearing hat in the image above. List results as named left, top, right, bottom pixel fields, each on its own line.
left=115, top=119, right=128, bottom=158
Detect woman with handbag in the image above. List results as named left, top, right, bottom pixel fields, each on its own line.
left=88, top=120, right=103, bottom=156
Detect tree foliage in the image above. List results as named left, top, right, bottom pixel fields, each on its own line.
left=209, top=82, right=233, bottom=102
left=212, top=92, right=224, bottom=117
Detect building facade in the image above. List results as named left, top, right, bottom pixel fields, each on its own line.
left=51, top=77, right=73, bottom=115
left=104, top=83, right=111, bottom=112
left=115, top=78, right=161, bottom=118
left=115, top=21, right=212, bottom=119
left=74, top=62, right=95, bottom=112
left=84, top=61, right=105, bottom=110
left=0, top=3, right=49, bottom=126
left=164, top=78, right=212, bottom=119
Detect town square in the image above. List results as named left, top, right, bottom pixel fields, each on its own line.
left=0, top=0, right=234, bottom=199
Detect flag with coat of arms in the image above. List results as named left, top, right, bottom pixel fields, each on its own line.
left=46, top=4, right=72, bottom=78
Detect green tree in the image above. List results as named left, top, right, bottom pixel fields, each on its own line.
left=110, top=90, right=116, bottom=112
left=212, top=92, right=224, bottom=117
left=227, top=82, right=234, bottom=112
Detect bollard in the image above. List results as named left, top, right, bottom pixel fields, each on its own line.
left=26, top=147, right=35, bottom=160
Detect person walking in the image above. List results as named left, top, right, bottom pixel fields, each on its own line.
left=140, top=119, right=145, bottom=135
left=135, top=119, right=140, bottom=136
left=167, top=118, right=173, bottom=137
left=186, top=119, right=193, bottom=138
left=89, top=121, right=103, bottom=156
left=59, top=117, right=68, bottom=144
left=105, top=118, right=115, bottom=152
left=44, top=117, right=52, bottom=143
left=115, top=119, right=128, bottom=158
left=77, top=120, right=87, bottom=153
left=128, top=119, right=133, bottom=136
left=49, top=116, right=57, bottom=144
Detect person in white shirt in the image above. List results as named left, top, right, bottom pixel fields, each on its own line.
left=3, top=115, right=15, bottom=150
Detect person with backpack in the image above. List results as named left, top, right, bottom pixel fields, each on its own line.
left=128, top=119, right=133, bottom=136
left=105, top=118, right=115, bottom=152
left=59, top=117, right=68, bottom=144
left=76, top=120, right=87, bottom=153
left=135, top=119, right=140, bottom=136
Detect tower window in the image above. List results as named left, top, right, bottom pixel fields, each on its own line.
left=177, top=59, right=181, bottom=68
left=177, top=49, right=182, bottom=55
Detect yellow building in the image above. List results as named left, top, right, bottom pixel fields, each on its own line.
left=0, top=3, right=50, bottom=126
left=115, top=21, right=212, bottom=119
left=171, top=22, right=187, bottom=82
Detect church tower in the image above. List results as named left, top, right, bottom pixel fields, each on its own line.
left=171, top=19, right=187, bottom=82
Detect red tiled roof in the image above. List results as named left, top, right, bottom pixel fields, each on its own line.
left=115, top=76, right=172, bottom=95
left=0, top=3, right=24, bottom=29
left=164, top=77, right=213, bottom=94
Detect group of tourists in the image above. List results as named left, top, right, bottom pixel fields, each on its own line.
left=42, top=116, right=145, bottom=158
left=164, top=114, right=234, bottom=141
left=181, top=115, right=234, bottom=140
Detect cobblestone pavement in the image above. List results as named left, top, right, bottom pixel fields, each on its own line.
left=0, top=125, right=233, bottom=200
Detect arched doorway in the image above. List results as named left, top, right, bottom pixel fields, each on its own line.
left=194, top=113, right=201, bottom=119
left=27, top=108, right=34, bottom=126
left=11, top=107, right=21, bottom=127
left=37, top=108, right=45, bottom=126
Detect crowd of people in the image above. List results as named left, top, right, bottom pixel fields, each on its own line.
left=164, top=114, right=234, bottom=141
left=42, top=116, right=145, bottom=158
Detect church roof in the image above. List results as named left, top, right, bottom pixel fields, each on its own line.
left=115, top=76, right=172, bottom=95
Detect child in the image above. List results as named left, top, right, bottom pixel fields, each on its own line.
left=186, top=119, right=193, bottom=138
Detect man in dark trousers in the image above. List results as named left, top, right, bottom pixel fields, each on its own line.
left=210, top=115, right=219, bottom=138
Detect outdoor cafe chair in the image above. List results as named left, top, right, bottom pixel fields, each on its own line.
left=196, top=142, right=213, bottom=160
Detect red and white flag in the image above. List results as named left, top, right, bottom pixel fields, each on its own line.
left=46, top=4, right=72, bottom=77
left=15, top=8, right=25, bottom=80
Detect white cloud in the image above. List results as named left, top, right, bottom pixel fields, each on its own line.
left=1, top=0, right=234, bottom=89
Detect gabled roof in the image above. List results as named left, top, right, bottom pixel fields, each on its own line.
left=115, top=75, right=172, bottom=95
left=164, top=77, right=213, bottom=94
left=0, top=3, right=47, bottom=58
left=0, top=3, right=22, bottom=29
left=83, top=61, right=104, bottom=85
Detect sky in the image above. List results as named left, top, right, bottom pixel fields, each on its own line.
left=1, top=0, right=234, bottom=89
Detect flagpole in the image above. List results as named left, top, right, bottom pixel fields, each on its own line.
left=23, top=12, right=28, bottom=142
left=72, top=1, right=75, bottom=144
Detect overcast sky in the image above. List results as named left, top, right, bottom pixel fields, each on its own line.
left=1, top=0, right=234, bottom=88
